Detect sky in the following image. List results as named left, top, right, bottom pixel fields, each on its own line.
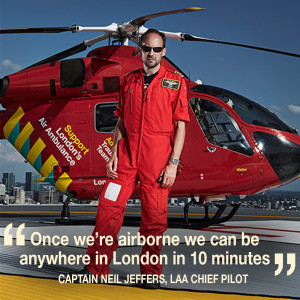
left=0, top=0, right=299, bottom=192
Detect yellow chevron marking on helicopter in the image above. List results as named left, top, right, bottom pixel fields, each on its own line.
left=55, top=172, right=72, bottom=193
left=27, top=138, right=46, bottom=165
left=3, top=107, right=25, bottom=139
left=40, top=155, right=58, bottom=177
left=35, top=177, right=47, bottom=182
left=14, top=122, right=34, bottom=151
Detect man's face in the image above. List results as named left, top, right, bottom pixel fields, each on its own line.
left=141, top=33, right=166, bottom=69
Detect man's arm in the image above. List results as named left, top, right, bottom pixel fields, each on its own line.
left=106, top=118, right=126, bottom=179
left=160, top=120, right=186, bottom=188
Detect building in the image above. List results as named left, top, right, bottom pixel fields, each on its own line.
left=2, top=173, right=15, bottom=193
left=25, top=172, right=40, bottom=191
left=11, top=187, right=25, bottom=204
left=0, top=184, right=5, bottom=195
left=0, top=194, right=8, bottom=205
left=24, top=191, right=35, bottom=203
left=37, top=189, right=60, bottom=204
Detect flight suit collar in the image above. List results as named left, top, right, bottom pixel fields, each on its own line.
left=132, top=64, right=165, bottom=89
left=134, top=64, right=166, bottom=80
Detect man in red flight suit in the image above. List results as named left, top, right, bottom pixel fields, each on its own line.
left=85, top=29, right=189, bottom=288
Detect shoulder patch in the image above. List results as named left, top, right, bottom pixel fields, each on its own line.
left=174, top=70, right=184, bottom=78
left=124, top=70, right=134, bottom=77
left=162, top=78, right=180, bottom=90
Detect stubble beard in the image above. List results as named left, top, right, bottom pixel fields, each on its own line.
left=144, top=60, right=160, bottom=69
left=144, top=53, right=161, bottom=69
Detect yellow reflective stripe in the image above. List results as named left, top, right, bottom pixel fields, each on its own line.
left=3, top=107, right=24, bottom=139
left=55, top=172, right=72, bottom=193
left=0, top=274, right=290, bottom=300
left=14, top=122, right=34, bottom=151
left=27, top=138, right=46, bottom=165
left=40, top=155, right=58, bottom=177
left=189, top=7, right=205, bottom=11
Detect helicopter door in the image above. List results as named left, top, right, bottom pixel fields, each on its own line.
left=189, top=97, right=257, bottom=192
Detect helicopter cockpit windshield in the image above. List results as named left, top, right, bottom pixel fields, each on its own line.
left=190, top=97, right=254, bottom=156
left=191, top=85, right=297, bottom=134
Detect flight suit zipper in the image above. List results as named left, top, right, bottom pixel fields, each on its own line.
left=137, top=83, right=146, bottom=166
left=136, top=69, right=161, bottom=166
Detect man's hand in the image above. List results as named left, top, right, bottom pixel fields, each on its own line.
left=160, top=162, right=178, bottom=188
left=159, top=121, right=185, bottom=188
left=105, top=118, right=126, bottom=179
left=106, top=154, right=118, bottom=179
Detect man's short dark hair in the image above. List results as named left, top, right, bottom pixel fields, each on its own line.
left=140, top=29, right=166, bottom=48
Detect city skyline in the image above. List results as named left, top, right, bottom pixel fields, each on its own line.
left=1, top=167, right=299, bottom=194
left=0, top=170, right=62, bottom=204
left=1, top=170, right=299, bottom=204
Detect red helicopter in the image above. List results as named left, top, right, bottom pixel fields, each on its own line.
left=0, top=8, right=300, bottom=228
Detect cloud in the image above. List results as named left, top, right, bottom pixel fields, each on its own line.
left=288, top=105, right=300, bottom=115
left=0, top=142, right=24, bottom=163
left=0, top=59, right=22, bottom=73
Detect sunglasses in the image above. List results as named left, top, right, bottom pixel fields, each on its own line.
left=141, top=45, right=164, bottom=53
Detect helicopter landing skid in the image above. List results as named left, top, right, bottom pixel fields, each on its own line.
left=54, top=192, right=86, bottom=225
left=174, top=198, right=241, bottom=229
left=55, top=196, right=240, bottom=227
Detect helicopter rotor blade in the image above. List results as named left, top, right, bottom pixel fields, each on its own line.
left=183, top=34, right=300, bottom=58
left=131, top=7, right=205, bottom=26
left=0, top=24, right=120, bottom=35
left=0, top=26, right=78, bottom=34
left=25, top=42, right=87, bottom=69
left=25, top=33, right=109, bottom=69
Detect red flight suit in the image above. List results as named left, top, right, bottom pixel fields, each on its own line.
left=86, top=64, right=189, bottom=276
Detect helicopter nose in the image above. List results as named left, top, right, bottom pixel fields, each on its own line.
left=0, top=77, right=9, bottom=97
left=253, top=131, right=300, bottom=185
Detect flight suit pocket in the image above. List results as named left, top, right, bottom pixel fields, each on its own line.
left=124, top=89, right=133, bottom=114
left=140, top=183, right=169, bottom=233
left=149, top=99, right=173, bottom=133
left=141, top=183, right=169, bottom=212
left=124, top=89, right=134, bottom=131
left=179, top=98, right=187, bottom=112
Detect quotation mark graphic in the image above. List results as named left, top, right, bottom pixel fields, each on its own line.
left=3, top=223, right=26, bottom=246
left=274, top=253, right=296, bottom=276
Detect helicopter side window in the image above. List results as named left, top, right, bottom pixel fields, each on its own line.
left=60, top=59, right=85, bottom=88
left=95, top=103, right=118, bottom=132
left=190, top=98, right=254, bottom=156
